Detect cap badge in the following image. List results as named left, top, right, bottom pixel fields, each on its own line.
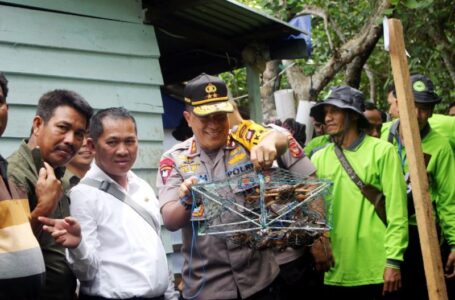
left=205, top=83, right=218, bottom=99
left=413, top=80, right=426, bottom=92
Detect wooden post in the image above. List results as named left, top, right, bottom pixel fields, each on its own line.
left=246, top=65, right=263, bottom=124
left=388, top=18, right=448, bottom=300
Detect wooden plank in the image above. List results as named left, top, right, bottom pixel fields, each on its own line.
left=0, top=44, right=163, bottom=85
left=5, top=74, right=164, bottom=113
left=0, top=5, right=158, bottom=56
left=388, top=18, right=448, bottom=300
left=0, top=0, right=142, bottom=23
left=246, top=65, right=263, bottom=123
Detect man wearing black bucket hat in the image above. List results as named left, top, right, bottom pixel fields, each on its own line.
left=157, top=73, right=288, bottom=300
left=310, top=85, right=408, bottom=299
left=381, top=74, right=455, bottom=299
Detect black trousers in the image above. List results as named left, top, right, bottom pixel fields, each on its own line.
left=0, top=274, right=44, bottom=300
left=401, top=225, right=455, bottom=300
left=324, top=284, right=401, bottom=300
left=275, top=251, right=324, bottom=300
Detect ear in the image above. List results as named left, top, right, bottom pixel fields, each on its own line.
left=31, top=116, right=44, bottom=136
left=183, top=111, right=191, bottom=127
left=86, top=137, right=96, bottom=151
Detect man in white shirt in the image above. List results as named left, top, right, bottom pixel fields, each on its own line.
left=40, top=107, right=178, bottom=300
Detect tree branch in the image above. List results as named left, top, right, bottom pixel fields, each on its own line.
left=287, top=0, right=391, bottom=101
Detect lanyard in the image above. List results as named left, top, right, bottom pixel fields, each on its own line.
left=396, top=135, right=407, bottom=173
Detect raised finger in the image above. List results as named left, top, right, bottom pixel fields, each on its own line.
left=43, top=162, right=57, bottom=180
left=51, top=229, right=67, bottom=238
left=38, top=216, right=55, bottom=226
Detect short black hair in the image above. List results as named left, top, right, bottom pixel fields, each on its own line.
left=89, top=107, right=137, bottom=143
left=36, top=89, right=93, bottom=126
left=0, top=72, right=8, bottom=98
left=364, top=101, right=378, bottom=111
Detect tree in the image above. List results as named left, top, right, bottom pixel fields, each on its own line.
left=223, top=0, right=454, bottom=117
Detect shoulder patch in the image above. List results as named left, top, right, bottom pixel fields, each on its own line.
left=159, top=157, right=174, bottom=185
left=288, top=136, right=304, bottom=158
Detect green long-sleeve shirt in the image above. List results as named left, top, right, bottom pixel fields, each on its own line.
left=304, top=134, right=330, bottom=158
left=311, top=134, right=408, bottom=286
left=382, top=121, right=455, bottom=246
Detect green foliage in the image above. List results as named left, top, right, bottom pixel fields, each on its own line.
left=226, top=0, right=454, bottom=113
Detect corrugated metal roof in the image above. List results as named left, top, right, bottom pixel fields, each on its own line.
left=144, top=0, right=307, bottom=84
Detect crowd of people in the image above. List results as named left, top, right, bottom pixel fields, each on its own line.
left=0, top=70, right=454, bottom=300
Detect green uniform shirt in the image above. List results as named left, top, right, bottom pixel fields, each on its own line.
left=311, top=134, right=408, bottom=286
left=381, top=121, right=455, bottom=246
left=304, top=134, right=330, bottom=158
left=7, top=140, right=76, bottom=300
left=429, top=114, right=455, bottom=153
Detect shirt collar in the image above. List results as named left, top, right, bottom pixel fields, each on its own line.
left=19, top=139, right=66, bottom=180
left=85, top=162, right=135, bottom=191
left=345, top=131, right=366, bottom=151
left=186, top=136, right=236, bottom=158
left=0, top=154, right=7, bottom=182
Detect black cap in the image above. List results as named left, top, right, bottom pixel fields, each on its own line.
left=310, top=85, right=369, bottom=129
left=184, top=73, right=233, bottom=116
left=409, top=74, right=441, bottom=104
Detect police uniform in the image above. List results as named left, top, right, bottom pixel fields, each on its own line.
left=157, top=73, right=283, bottom=300
left=157, top=136, right=279, bottom=300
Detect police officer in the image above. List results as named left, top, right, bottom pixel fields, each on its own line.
left=157, top=73, right=293, bottom=300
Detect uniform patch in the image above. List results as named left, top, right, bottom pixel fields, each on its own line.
left=179, top=161, right=200, bottom=173
left=159, top=158, right=174, bottom=184
left=246, top=129, right=255, bottom=141
left=228, top=152, right=247, bottom=165
left=288, top=136, right=303, bottom=158
left=190, top=140, right=197, bottom=155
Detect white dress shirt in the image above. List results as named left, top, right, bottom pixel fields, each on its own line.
left=67, top=163, right=170, bottom=299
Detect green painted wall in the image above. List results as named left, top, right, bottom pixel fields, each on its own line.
left=0, top=3, right=164, bottom=188
left=0, top=0, right=182, bottom=272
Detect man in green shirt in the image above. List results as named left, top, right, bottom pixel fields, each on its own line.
left=386, top=81, right=455, bottom=152
left=7, top=90, right=93, bottom=300
left=381, top=74, right=455, bottom=299
left=310, top=85, right=408, bottom=298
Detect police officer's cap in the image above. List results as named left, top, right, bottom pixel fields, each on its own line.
left=184, top=73, right=234, bottom=117
left=310, top=85, right=369, bottom=129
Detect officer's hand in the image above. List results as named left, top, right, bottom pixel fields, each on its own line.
left=39, top=216, right=81, bottom=249
left=33, top=162, right=62, bottom=217
left=310, top=236, right=334, bottom=272
left=250, top=143, right=277, bottom=170
left=445, top=251, right=455, bottom=279
left=383, top=267, right=401, bottom=295
left=178, top=176, right=198, bottom=206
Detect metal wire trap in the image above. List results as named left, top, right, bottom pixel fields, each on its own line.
left=190, top=168, right=332, bottom=249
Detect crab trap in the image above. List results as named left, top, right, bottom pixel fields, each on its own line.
left=190, top=168, right=332, bottom=249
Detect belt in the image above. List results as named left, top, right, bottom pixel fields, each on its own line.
left=79, top=294, right=164, bottom=300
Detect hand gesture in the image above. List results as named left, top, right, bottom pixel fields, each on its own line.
left=39, top=216, right=81, bottom=249
left=250, top=130, right=287, bottom=170
left=310, top=236, right=334, bottom=272
left=34, top=162, right=62, bottom=216
left=250, top=143, right=277, bottom=170
left=178, top=176, right=198, bottom=205
left=383, top=267, right=401, bottom=295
